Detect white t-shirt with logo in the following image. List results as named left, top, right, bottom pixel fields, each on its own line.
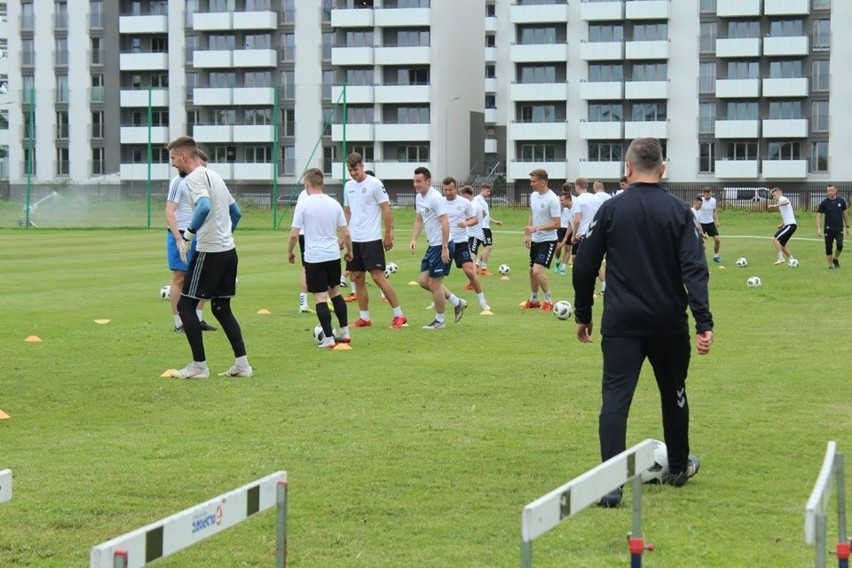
left=529, top=189, right=560, bottom=243
left=467, top=198, right=486, bottom=241
left=573, top=191, right=602, bottom=238
left=416, top=188, right=448, bottom=247
left=292, top=193, right=347, bottom=263
left=778, top=196, right=797, bottom=225
left=344, top=175, right=389, bottom=242
left=473, top=194, right=491, bottom=229
left=444, top=196, right=475, bottom=244
left=698, top=196, right=716, bottom=224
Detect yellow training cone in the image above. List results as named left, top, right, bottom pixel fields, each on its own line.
left=161, top=369, right=178, bottom=378
left=408, top=281, right=418, bottom=286
left=479, top=310, right=494, bottom=316
left=94, top=319, right=111, bottom=324
left=257, top=308, right=271, bottom=315
left=0, top=410, right=10, bottom=419
left=500, top=276, right=510, bottom=281
left=333, top=343, right=352, bottom=350
left=25, top=335, right=42, bottom=342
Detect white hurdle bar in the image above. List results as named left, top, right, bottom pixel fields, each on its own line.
left=0, top=469, right=11, bottom=504
left=805, top=442, right=849, bottom=568
left=521, top=439, right=656, bottom=567
left=90, top=471, right=288, bottom=568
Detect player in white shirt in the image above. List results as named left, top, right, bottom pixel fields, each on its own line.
left=167, top=136, right=252, bottom=379
left=473, top=183, right=503, bottom=275
left=409, top=167, right=467, bottom=329
left=553, top=186, right=574, bottom=276
left=768, top=186, right=798, bottom=265
left=464, top=186, right=487, bottom=259
left=571, top=177, right=606, bottom=293
left=343, top=152, right=407, bottom=329
left=521, top=168, right=561, bottom=311
left=698, top=187, right=722, bottom=263
left=287, top=168, right=353, bottom=348
left=593, top=180, right=612, bottom=203
left=615, top=175, right=629, bottom=196
left=443, top=179, right=490, bottom=311
left=692, top=196, right=707, bottom=240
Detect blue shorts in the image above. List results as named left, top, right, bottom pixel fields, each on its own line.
left=166, top=230, right=197, bottom=271
left=420, top=242, right=454, bottom=278
left=452, top=240, right=473, bottom=268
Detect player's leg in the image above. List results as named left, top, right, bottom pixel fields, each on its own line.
left=599, top=335, right=644, bottom=462
left=834, top=230, right=843, bottom=267
left=170, top=269, right=185, bottom=330
left=531, top=241, right=556, bottom=309
left=825, top=232, right=835, bottom=267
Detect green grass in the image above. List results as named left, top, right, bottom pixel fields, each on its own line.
left=0, top=207, right=848, bottom=567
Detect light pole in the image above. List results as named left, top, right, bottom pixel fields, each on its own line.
left=443, top=96, right=460, bottom=177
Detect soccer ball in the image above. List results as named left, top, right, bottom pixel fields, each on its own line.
left=160, top=285, right=171, bottom=300
left=787, top=258, right=800, bottom=268
left=498, top=264, right=511, bottom=275
left=313, top=323, right=336, bottom=343
left=639, top=440, right=670, bottom=484
left=747, top=276, right=762, bottom=287
left=386, top=262, right=398, bottom=273
left=552, top=300, right=573, bottom=320
left=735, top=257, right=748, bottom=267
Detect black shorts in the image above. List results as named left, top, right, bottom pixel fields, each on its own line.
left=468, top=236, right=483, bottom=256
left=482, top=228, right=493, bottom=247
left=825, top=229, right=844, bottom=255
left=556, top=228, right=568, bottom=244
left=529, top=240, right=557, bottom=268
left=573, top=236, right=585, bottom=257
left=305, top=258, right=343, bottom=294
left=183, top=248, right=238, bottom=300
left=346, top=240, right=386, bottom=273
left=452, top=241, right=474, bottom=268
left=298, top=234, right=306, bottom=265
left=701, top=222, right=719, bottom=238
left=774, top=224, right=797, bottom=246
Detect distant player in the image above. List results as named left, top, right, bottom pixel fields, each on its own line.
left=473, top=182, right=503, bottom=275
left=553, top=185, right=573, bottom=275
left=816, top=183, right=849, bottom=269
left=572, top=177, right=605, bottom=293
left=521, top=168, right=560, bottom=311
left=698, top=187, right=722, bottom=263
left=768, top=187, right=798, bottom=265
left=443, top=178, right=490, bottom=311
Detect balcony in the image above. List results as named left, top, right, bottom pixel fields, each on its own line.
left=233, top=11, right=278, bottom=30
left=331, top=123, right=375, bottom=141
left=579, top=81, right=623, bottom=100
left=715, top=38, right=761, bottom=58
left=485, top=16, right=497, bottom=33
left=193, top=50, right=233, bottom=68
left=120, top=126, right=169, bottom=144
left=234, top=87, right=275, bottom=106
left=485, top=78, right=498, bottom=92
left=762, top=78, right=809, bottom=98
left=484, top=108, right=498, bottom=123
left=511, top=43, right=569, bottom=63
left=580, top=1, right=623, bottom=21
left=716, top=0, right=761, bottom=17
left=374, top=46, right=430, bottom=65
left=576, top=161, right=623, bottom=179
left=625, top=1, right=671, bottom=20
left=714, top=119, right=760, bottom=138
left=485, top=47, right=497, bottom=62
left=625, top=40, right=669, bottom=60
left=119, top=15, right=168, bottom=34
left=119, top=52, right=168, bottom=71
left=375, top=85, right=430, bottom=104
left=510, top=3, right=569, bottom=24
left=374, top=123, right=430, bottom=142
left=193, top=87, right=233, bottom=105
left=233, top=49, right=277, bottom=68
left=485, top=138, right=498, bottom=153
left=624, top=121, right=668, bottom=140
left=120, top=163, right=171, bottom=180
left=233, top=125, right=274, bottom=142
left=331, top=85, right=375, bottom=104
left=624, top=80, right=668, bottom=100
left=509, top=121, right=568, bottom=141
left=580, top=41, right=624, bottom=61
left=374, top=8, right=430, bottom=27
left=120, top=88, right=169, bottom=107
left=764, top=0, right=810, bottom=15
left=715, top=79, right=760, bottom=98
left=714, top=160, right=759, bottom=178
left=233, top=163, right=275, bottom=180
left=192, top=125, right=234, bottom=143
left=578, top=121, right=623, bottom=140
left=509, top=161, right=567, bottom=180
left=762, top=160, right=808, bottom=179
left=331, top=46, right=374, bottom=66
left=763, top=36, right=808, bottom=56
left=371, top=161, right=432, bottom=180
left=330, top=8, right=374, bottom=28
left=510, top=82, right=568, bottom=101
left=192, top=12, right=233, bottom=31
left=762, top=119, right=808, bottom=138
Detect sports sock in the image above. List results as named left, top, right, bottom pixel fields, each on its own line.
left=447, top=294, right=460, bottom=307
left=476, top=292, right=486, bottom=305
left=530, top=293, right=539, bottom=302
left=436, top=313, right=445, bottom=323
left=196, top=309, right=203, bottom=321
left=392, top=306, right=403, bottom=317
left=173, top=314, right=182, bottom=327
left=299, top=292, right=308, bottom=307
left=359, top=310, right=370, bottom=321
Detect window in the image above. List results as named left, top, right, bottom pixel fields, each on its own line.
left=767, top=141, right=801, bottom=160
left=769, top=19, right=803, bottom=37
left=727, top=21, right=759, bottom=39
left=699, top=62, right=716, bottom=94
left=90, top=0, right=103, bottom=29
left=588, top=142, right=621, bottom=162
left=726, top=61, right=759, bottom=80
left=812, top=60, right=830, bottom=91
left=398, top=145, right=429, bottom=162
left=485, top=65, right=496, bottom=79
left=91, top=75, right=104, bottom=103
left=520, top=104, right=556, bottom=123
left=283, top=145, right=296, bottom=175
left=812, top=20, right=830, bottom=50
left=323, top=145, right=336, bottom=174
left=811, top=141, right=828, bottom=172
left=346, top=68, right=373, bottom=86
left=699, top=22, right=716, bottom=52
left=519, top=25, right=557, bottom=45
left=348, top=106, right=374, bottom=124
left=244, top=108, right=272, bottom=125
left=281, top=32, right=296, bottom=60
left=151, top=73, right=169, bottom=88
left=212, top=109, right=235, bottom=126
left=699, top=103, right=715, bottom=134
left=386, top=29, right=430, bottom=47
left=520, top=144, right=555, bottom=161
left=700, top=0, right=717, bottom=12
left=245, top=146, right=272, bottom=163
left=346, top=31, right=374, bottom=48
left=246, top=34, right=271, bottom=49
left=699, top=142, right=715, bottom=173
left=55, top=1, right=68, bottom=29
left=322, top=69, right=334, bottom=99
left=209, top=72, right=236, bottom=88
left=485, top=35, right=496, bottom=48
left=22, top=39, right=35, bottom=66
left=150, top=1, right=168, bottom=15
left=283, top=70, right=295, bottom=99
left=56, top=75, right=69, bottom=103
left=210, top=0, right=235, bottom=12
left=282, top=0, right=294, bottom=21
left=633, top=23, right=667, bottom=41
left=91, top=37, right=103, bottom=65
left=322, top=32, right=333, bottom=60
left=486, top=3, right=496, bottom=16
left=632, top=102, right=666, bottom=122
left=246, top=0, right=271, bottom=9
left=152, top=37, right=168, bottom=53
left=92, top=147, right=104, bottom=175
left=92, top=112, right=104, bottom=138
left=56, top=111, right=69, bottom=139
left=244, top=71, right=271, bottom=87
left=485, top=95, right=496, bottom=109
left=589, top=24, right=623, bottom=43
left=519, top=65, right=558, bottom=84
left=631, top=63, right=667, bottom=81
left=209, top=35, right=236, bottom=50
left=351, top=145, right=374, bottom=162
left=56, top=38, right=69, bottom=65
left=768, top=101, right=802, bottom=119
left=726, top=142, right=758, bottom=160
left=57, top=148, right=70, bottom=175
left=811, top=101, right=829, bottom=132
left=769, top=60, right=802, bottom=79
left=393, top=68, right=428, bottom=86
left=726, top=101, right=758, bottom=120
left=395, top=106, right=429, bottom=124
left=812, top=0, right=830, bottom=9
left=588, top=103, right=622, bottom=122
left=588, top=64, right=623, bottom=82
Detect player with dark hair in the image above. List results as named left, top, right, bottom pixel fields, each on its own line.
left=473, top=182, right=503, bottom=275
left=816, top=183, right=849, bottom=269
left=768, top=187, right=798, bottom=265
left=698, top=187, right=722, bottom=263
left=573, top=137, right=713, bottom=507
left=442, top=178, right=490, bottom=311
left=521, top=168, right=560, bottom=311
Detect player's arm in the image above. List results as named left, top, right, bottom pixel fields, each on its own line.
left=409, top=213, right=423, bottom=253
left=491, top=214, right=502, bottom=226
left=286, top=227, right=300, bottom=264
left=816, top=211, right=823, bottom=235
left=844, top=209, right=850, bottom=234
left=344, top=205, right=351, bottom=225
left=572, top=211, right=582, bottom=243
left=713, top=205, right=719, bottom=226
left=339, top=225, right=353, bottom=261
left=379, top=201, right=394, bottom=251
left=439, top=213, right=450, bottom=263
left=229, top=201, right=242, bottom=232
left=165, top=201, right=181, bottom=242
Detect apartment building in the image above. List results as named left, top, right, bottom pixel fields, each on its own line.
left=2, top=0, right=850, bottom=193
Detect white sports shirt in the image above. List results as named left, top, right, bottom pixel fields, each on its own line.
left=344, top=174, right=389, bottom=242
left=560, top=204, right=574, bottom=228
left=777, top=196, right=797, bottom=225
left=473, top=194, right=491, bottom=229
left=167, top=175, right=193, bottom=230
left=573, top=191, right=602, bottom=238
left=292, top=193, right=347, bottom=263
left=467, top=199, right=486, bottom=241
left=296, top=189, right=307, bottom=236
left=444, top=196, right=475, bottom=244
left=185, top=166, right=236, bottom=253
left=416, top=188, right=448, bottom=247
left=596, top=191, right=613, bottom=203
left=697, top=196, right=716, bottom=224
left=529, top=189, right=560, bottom=243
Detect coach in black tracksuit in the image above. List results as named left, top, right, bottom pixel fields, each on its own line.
left=573, top=138, right=714, bottom=506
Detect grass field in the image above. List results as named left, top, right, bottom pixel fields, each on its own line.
left=0, top=207, right=849, bottom=567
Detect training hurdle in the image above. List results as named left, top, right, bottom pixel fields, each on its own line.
left=805, top=442, right=849, bottom=568
left=0, top=469, right=11, bottom=504
left=520, top=439, right=656, bottom=567
left=90, top=471, right=287, bottom=568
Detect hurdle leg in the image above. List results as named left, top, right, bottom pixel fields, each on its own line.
left=520, top=540, right=532, bottom=568
left=276, top=480, right=288, bottom=568
left=628, top=476, right=646, bottom=568
left=836, top=453, right=848, bottom=568
left=112, top=550, right=128, bottom=568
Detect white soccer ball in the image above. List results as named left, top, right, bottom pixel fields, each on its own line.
left=498, top=264, right=511, bottom=275
left=747, top=276, right=762, bottom=287
left=735, top=257, right=748, bottom=267
left=386, top=262, right=398, bottom=274
left=160, top=285, right=171, bottom=300
left=639, top=440, right=670, bottom=484
left=552, top=300, right=573, bottom=320
left=313, top=323, right=336, bottom=343
left=787, top=258, right=799, bottom=268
